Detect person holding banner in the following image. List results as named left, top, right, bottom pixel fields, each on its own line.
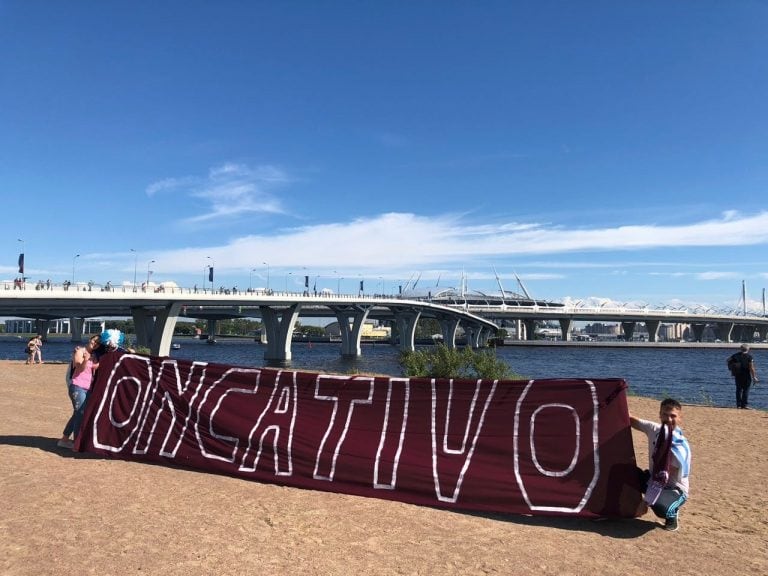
left=58, top=329, right=135, bottom=450
left=630, top=398, right=691, bottom=532
left=57, top=335, right=101, bottom=450
left=94, top=328, right=133, bottom=357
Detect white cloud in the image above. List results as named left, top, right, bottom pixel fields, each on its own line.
left=145, top=177, right=197, bottom=196
left=146, top=162, right=289, bottom=223
left=697, top=271, right=741, bottom=280
left=474, top=211, right=768, bottom=254
left=649, top=271, right=688, bottom=277
left=150, top=210, right=768, bottom=275
left=507, top=273, right=564, bottom=281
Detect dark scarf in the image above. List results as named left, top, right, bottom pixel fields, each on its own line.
left=651, top=424, right=673, bottom=483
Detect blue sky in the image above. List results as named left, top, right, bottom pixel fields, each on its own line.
left=2, top=1, right=768, bottom=311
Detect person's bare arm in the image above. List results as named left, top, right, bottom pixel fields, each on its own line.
left=71, top=347, right=89, bottom=374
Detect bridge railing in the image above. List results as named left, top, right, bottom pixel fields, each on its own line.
left=3, top=280, right=766, bottom=322
left=0, top=280, right=404, bottom=300
left=453, top=303, right=767, bottom=321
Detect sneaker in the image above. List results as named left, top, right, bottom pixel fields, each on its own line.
left=56, top=439, right=74, bottom=449
left=664, top=516, right=679, bottom=532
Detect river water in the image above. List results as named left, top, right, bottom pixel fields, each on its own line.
left=3, top=336, right=765, bottom=410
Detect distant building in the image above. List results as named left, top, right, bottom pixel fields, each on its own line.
left=324, top=320, right=391, bottom=339
left=4, top=319, right=104, bottom=335
left=658, top=323, right=688, bottom=342
left=584, top=322, right=620, bottom=337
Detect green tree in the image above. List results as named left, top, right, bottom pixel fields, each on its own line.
left=399, top=344, right=518, bottom=380
left=104, top=319, right=135, bottom=335
left=414, top=318, right=441, bottom=339
left=296, top=325, right=325, bottom=337
left=217, top=318, right=262, bottom=336
left=174, top=322, right=197, bottom=336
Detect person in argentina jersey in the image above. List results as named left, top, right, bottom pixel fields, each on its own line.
left=630, top=398, right=691, bottom=532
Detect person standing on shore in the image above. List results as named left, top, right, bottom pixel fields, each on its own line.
left=24, top=337, right=36, bottom=365
left=727, top=344, right=758, bottom=409
left=630, top=398, right=691, bottom=532
left=32, top=334, right=43, bottom=364
left=57, top=335, right=100, bottom=450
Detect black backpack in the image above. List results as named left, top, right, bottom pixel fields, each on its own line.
left=727, top=353, right=745, bottom=376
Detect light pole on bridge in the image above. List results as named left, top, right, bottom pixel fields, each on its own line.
left=147, top=259, right=155, bottom=289
left=130, top=248, right=138, bottom=292
left=206, top=256, right=213, bottom=292
left=263, top=262, right=270, bottom=291
left=334, top=270, right=343, bottom=295
left=17, top=238, right=25, bottom=279
left=72, top=254, right=80, bottom=286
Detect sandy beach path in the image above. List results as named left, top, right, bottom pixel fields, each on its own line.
left=1, top=361, right=766, bottom=575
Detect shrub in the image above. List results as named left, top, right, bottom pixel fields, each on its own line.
left=399, top=344, right=518, bottom=380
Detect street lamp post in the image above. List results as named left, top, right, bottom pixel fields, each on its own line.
left=285, top=272, right=293, bottom=292
left=206, top=256, right=213, bottom=292
left=130, top=248, right=138, bottom=291
left=263, top=262, right=270, bottom=291
left=147, top=259, right=155, bottom=289
left=17, top=237, right=24, bottom=271
left=249, top=268, right=257, bottom=292
left=72, top=254, right=80, bottom=285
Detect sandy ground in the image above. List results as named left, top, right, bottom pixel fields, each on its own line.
left=1, top=361, right=766, bottom=576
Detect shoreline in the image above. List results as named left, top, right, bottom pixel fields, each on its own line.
left=3, top=333, right=766, bottom=348
left=497, top=340, right=768, bottom=349
left=498, top=340, right=768, bottom=351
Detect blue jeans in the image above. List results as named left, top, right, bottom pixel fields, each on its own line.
left=735, top=378, right=751, bottom=408
left=62, top=385, right=88, bottom=439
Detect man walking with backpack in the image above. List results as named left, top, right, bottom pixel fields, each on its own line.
left=728, top=344, right=759, bottom=409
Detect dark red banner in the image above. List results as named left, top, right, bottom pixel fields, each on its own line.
left=78, top=353, right=644, bottom=518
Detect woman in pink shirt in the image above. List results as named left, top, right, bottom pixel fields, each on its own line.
left=57, top=335, right=100, bottom=450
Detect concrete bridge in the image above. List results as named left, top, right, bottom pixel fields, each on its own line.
left=0, top=285, right=498, bottom=365
left=447, top=302, right=768, bottom=343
